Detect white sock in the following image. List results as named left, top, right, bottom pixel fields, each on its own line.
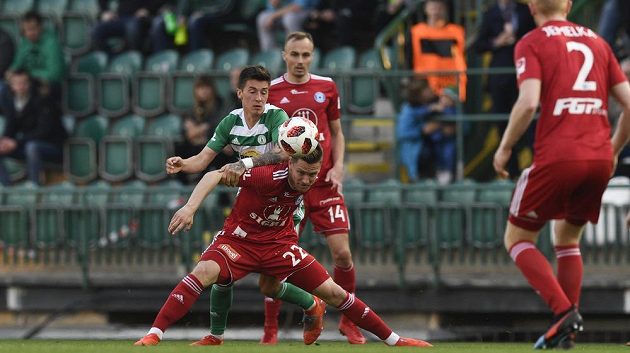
left=211, top=333, right=224, bottom=340
left=384, top=332, right=400, bottom=346
left=148, top=327, right=164, bottom=340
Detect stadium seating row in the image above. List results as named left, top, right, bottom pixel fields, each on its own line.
left=65, top=47, right=381, bottom=118
left=1, top=178, right=628, bottom=285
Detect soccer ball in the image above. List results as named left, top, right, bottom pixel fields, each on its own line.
left=278, top=116, right=319, bottom=156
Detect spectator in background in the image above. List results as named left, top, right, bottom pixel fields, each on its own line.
left=396, top=77, right=438, bottom=182
left=224, top=67, right=242, bottom=111
left=422, top=86, right=457, bottom=184
left=92, top=0, right=167, bottom=55
left=256, top=0, right=319, bottom=51
left=168, top=0, right=241, bottom=51
left=475, top=0, right=535, bottom=177
left=597, top=0, right=630, bottom=58
left=5, top=11, right=64, bottom=101
left=0, top=28, right=15, bottom=78
left=304, top=0, right=378, bottom=52
left=174, top=75, right=235, bottom=184
left=0, top=70, right=67, bottom=186
left=410, top=0, right=467, bottom=101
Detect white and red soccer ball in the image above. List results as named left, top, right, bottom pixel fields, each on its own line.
left=278, top=116, right=319, bottom=156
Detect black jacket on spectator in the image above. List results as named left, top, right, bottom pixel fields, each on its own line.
left=0, top=29, right=14, bottom=77
left=1, top=85, right=67, bottom=145
left=475, top=1, right=535, bottom=89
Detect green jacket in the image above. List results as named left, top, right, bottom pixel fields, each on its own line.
left=10, top=29, right=65, bottom=84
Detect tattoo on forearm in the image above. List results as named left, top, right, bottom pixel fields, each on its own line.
left=253, top=150, right=284, bottom=167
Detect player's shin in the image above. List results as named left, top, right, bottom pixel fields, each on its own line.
left=336, top=292, right=393, bottom=342
left=274, top=282, right=315, bottom=310
left=152, top=274, right=204, bottom=333
left=210, top=284, right=233, bottom=337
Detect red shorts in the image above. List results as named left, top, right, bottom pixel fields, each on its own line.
left=508, top=160, right=611, bottom=231
left=200, top=233, right=330, bottom=292
left=303, top=185, right=350, bottom=236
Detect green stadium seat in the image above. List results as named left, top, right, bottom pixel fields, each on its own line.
left=99, top=114, right=145, bottom=182
left=74, top=51, right=108, bottom=77
left=0, top=15, right=19, bottom=42
left=133, top=50, right=178, bottom=116
left=146, top=113, right=182, bottom=138
left=435, top=180, right=477, bottom=251
left=144, top=50, right=179, bottom=73
left=67, top=0, right=99, bottom=19
left=180, top=49, right=214, bottom=73
left=321, top=46, right=355, bottom=111
left=63, top=73, right=94, bottom=117
left=133, top=73, right=165, bottom=116
left=35, top=181, right=76, bottom=252
left=349, top=48, right=380, bottom=114
left=107, top=51, right=142, bottom=74
left=214, top=48, right=249, bottom=102
left=342, top=178, right=364, bottom=205
left=62, top=13, right=92, bottom=55
left=469, top=180, right=514, bottom=249
left=97, top=74, right=130, bottom=117
left=136, top=114, right=182, bottom=182
left=322, top=46, right=356, bottom=71
left=64, top=114, right=108, bottom=183
left=251, top=50, right=283, bottom=76
left=37, top=0, right=68, bottom=19
left=168, top=73, right=195, bottom=114
left=1, top=0, right=35, bottom=15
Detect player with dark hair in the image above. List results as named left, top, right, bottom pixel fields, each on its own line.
left=493, top=0, right=630, bottom=349
left=134, top=144, right=431, bottom=348
left=220, top=31, right=365, bottom=344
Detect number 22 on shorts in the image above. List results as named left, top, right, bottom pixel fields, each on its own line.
left=283, top=244, right=308, bottom=267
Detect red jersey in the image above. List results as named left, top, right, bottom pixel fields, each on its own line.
left=221, top=163, right=303, bottom=244
left=269, top=74, right=340, bottom=187
left=515, top=20, right=627, bottom=165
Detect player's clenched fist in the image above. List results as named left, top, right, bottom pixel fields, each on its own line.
left=168, top=205, right=194, bottom=235
left=166, top=156, right=183, bottom=174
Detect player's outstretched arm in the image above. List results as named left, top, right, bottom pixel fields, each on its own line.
left=220, top=145, right=290, bottom=186
left=493, top=79, right=540, bottom=178
left=165, top=147, right=219, bottom=175
left=168, top=170, right=223, bottom=235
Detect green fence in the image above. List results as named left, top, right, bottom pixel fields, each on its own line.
left=1, top=181, right=628, bottom=288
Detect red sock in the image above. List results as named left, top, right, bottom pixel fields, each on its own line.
left=152, top=274, right=203, bottom=331
left=509, top=241, right=572, bottom=315
left=337, top=292, right=392, bottom=340
left=334, top=264, right=356, bottom=293
left=555, top=244, right=582, bottom=306
left=264, top=297, right=282, bottom=332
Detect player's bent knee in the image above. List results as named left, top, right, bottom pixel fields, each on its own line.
left=332, top=249, right=353, bottom=267
left=191, top=260, right=221, bottom=287
left=312, top=278, right=346, bottom=307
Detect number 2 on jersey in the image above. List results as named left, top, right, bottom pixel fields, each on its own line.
left=282, top=245, right=308, bottom=267
left=327, top=205, right=346, bottom=224
left=567, top=41, right=596, bottom=91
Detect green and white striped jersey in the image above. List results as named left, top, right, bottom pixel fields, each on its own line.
left=206, top=104, right=305, bottom=226
left=206, top=104, right=289, bottom=158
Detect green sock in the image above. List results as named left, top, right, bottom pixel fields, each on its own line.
left=210, top=284, right=233, bottom=336
left=275, top=282, right=314, bottom=310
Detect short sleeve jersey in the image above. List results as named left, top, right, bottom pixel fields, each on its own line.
left=206, top=104, right=289, bottom=158
left=220, top=163, right=303, bottom=244
left=515, top=20, right=627, bottom=164
left=269, top=74, right=340, bottom=186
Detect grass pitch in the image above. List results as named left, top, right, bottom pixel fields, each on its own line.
left=0, top=340, right=628, bottom=353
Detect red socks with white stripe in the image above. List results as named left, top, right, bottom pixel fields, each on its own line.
left=334, top=264, right=356, bottom=293
left=555, top=244, right=582, bottom=306
left=151, top=274, right=204, bottom=334
left=337, top=292, right=395, bottom=343
left=509, top=241, right=572, bottom=315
